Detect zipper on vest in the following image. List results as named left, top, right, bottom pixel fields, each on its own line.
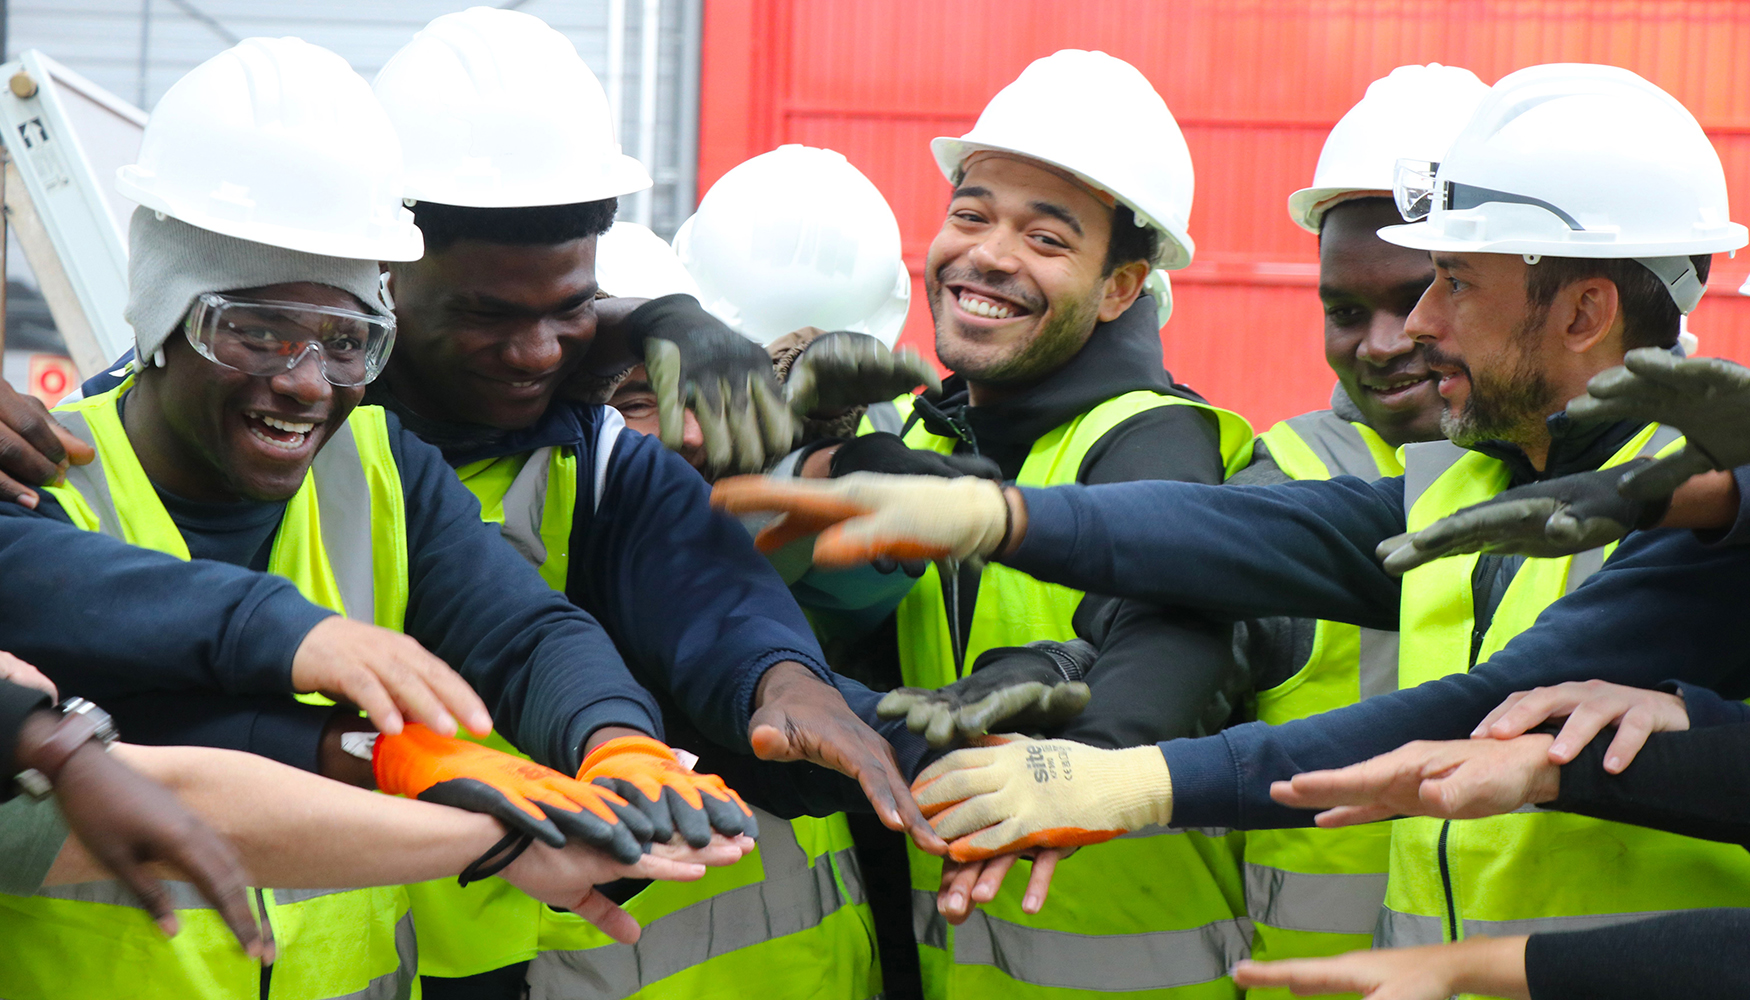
left=1436, top=820, right=1459, bottom=943
left=942, top=558, right=967, bottom=674
left=257, top=888, right=273, bottom=1000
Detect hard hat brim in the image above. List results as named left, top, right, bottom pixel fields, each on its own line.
left=930, top=136, right=1194, bottom=270
left=117, top=175, right=426, bottom=262
left=1378, top=219, right=1750, bottom=259
left=1286, top=187, right=1394, bottom=235
left=401, top=154, right=653, bottom=210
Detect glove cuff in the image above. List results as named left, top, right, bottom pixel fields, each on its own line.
left=578, top=734, right=676, bottom=780
left=1095, top=745, right=1176, bottom=831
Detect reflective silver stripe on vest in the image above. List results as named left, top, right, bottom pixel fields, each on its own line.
left=1244, top=863, right=1387, bottom=935
left=593, top=405, right=624, bottom=515
left=1282, top=411, right=1382, bottom=480
left=56, top=407, right=379, bottom=623
left=272, top=885, right=365, bottom=904
left=863, top=400, right=905, bottom=436
left=499, top=445, right=556, bottom=567
left=1399, top=440, right=1469, bottom=515
left=1358, top=628, right=1400, bottom=699
left=1373, top=907, right=1446, bottom=947
left=525, top=809, right=847, bottom=1000
left=47, top=411, right=123, bottom=539
left=38, top=878, right=220, bottom=911
left=309, top=420, right=376, bottom=622
left=1460, top=909, right=1684, bottom=939
left=917, top=900, right=1253, bottom=992
left=336, top=911, right=417, bottom=1000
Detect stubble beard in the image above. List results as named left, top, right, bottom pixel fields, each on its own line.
left=1436, top=311, right=1557, bottom=448
left=931, top=277, right=1104, bottom=386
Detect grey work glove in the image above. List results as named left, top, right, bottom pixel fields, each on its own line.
left=631, top=295, right=796, bottom=476
left=877, top=641, right=1094, bottom=748
left=784, top=331, right=942, bottom=418
left=1375, top=458, right=1669, bottom=575
left=1566, top=348, right=1750, bottom=500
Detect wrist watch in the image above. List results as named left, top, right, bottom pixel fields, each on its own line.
left=13, top=698, right=118, bottom=801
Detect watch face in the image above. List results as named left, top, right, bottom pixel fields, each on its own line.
left=62, top=698, right=118, bottom=745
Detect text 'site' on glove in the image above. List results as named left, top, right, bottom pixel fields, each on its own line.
left=783, top=331, right=942, bottom=419
left=629, top=295, right=795, bottom=476
left=711, top=472, right=1011, bottom=569
left=578, top=735, right=758, bottom=847
left=1374, top=458, right=1669, bottom=575
left=878, top=641, right=1093, bottom=748
left=911, top=735, right=1174, bottom=862
left=1567, top=347, right=1750, bottom=500
left=373, top=725, right=652, bottom=863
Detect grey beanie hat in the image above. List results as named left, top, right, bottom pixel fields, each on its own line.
left=125, top=206, right=394, bottom=364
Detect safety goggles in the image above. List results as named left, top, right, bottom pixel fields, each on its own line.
left=183, top=291, right=395, bottom=387
left=1392, top=157, right=1582, bottom=230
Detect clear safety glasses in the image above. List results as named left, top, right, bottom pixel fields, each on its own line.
left=1392, top=157, right=1583, bottom=230
left=183, top=292, right=396, bottom=387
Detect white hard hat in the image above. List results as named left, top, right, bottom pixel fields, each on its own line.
left=1381, top=63, right=1748, bottom=312
left=595, top=221, right=700, bottom=301
left=1287, top=64, right=1490, bottom=234
left=373, top=7, right=652, bottom=208
left=116, top=37, right=422, bottom=261
left=931, top=50, right=1196, bottom=270
left=674, top=145, right=910, bottom=347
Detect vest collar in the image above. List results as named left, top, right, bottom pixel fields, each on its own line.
left=1466, top=412, right=1648, bottom=486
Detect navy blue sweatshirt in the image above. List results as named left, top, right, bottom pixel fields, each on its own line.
left=0, top=400, right=662, bottom=775
left=1004, top=448, right=1750, bottom=830
left=440, top=399, right=929, bottom=784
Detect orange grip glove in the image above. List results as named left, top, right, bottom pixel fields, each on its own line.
left=374, top=725, right=653, bottom=863
left=579, top=735, right=758, bottom=846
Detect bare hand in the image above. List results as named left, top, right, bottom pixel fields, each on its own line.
left=1473, top=679, right=1690, bottom=772
left=32, top=725, right=268, bottom=960
left=0, top=651, right=57, bottom=699
left=935, top=848, right=1069, bottom=925
left=748, top=662, right=946, bottom=856
left=501, top=832, right=754, bottom=944
left=0, top=379, right=94, bottom=509
left=1269, top=736, right=1560, bottom=827
left=1232, top=936, right=1531, bottom=1000
left=291, top=616, right=492, bottom=738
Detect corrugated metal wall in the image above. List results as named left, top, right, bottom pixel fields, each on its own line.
left=701, top=0, right=1750, bottom=429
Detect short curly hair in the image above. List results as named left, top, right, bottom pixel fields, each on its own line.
left=411, top=198, right=617, bottom=253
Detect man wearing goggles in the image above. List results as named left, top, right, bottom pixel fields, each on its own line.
left=183, top=292, right=396, bottom=389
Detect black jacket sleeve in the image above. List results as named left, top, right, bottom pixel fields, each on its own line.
left=0, top=679, right=52, bottom=800
left=389, top=420, right=662, bottom=772
left=1525, top=909, right=1750, bottom=1000
left=1547, top=722, right=1750, bottom=846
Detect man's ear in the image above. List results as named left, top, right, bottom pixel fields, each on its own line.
left=1562, top=277, right=1622, bottom=356
left=1098, top=258, right=1151, bottom=322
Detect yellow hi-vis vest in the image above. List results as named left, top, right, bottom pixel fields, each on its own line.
left=0, top=378, right=416, bottom=1000
left=1382, top=424, right=1750, bottom=992
left=411, top=407, right=880, bottom=1000
left=1241, top=411, right=1402, bottom=1000
left=887, top=390, right=1258, bottom=1000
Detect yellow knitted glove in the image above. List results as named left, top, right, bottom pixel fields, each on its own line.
left=712, top=472, right=1010, bottom=569
left=910, top=735, right=1174, bottom=862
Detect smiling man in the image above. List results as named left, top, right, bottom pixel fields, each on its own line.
left=718, top=62, right=1750, bottom=962
left=791, top=50, right=1256, bottom=1000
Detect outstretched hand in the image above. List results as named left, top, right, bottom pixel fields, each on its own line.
left=1268, top=735, right=1560, bottom=827
left=1473, top=679, right=1690, bottom=773
left=1567, top=348, right=1750, bottom=500
left=934, top=848, right=1071, bottom=925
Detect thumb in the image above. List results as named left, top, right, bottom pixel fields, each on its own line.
left=749, top=714, right=797, bottom=761
left=54, top=423, right=96, bottom=467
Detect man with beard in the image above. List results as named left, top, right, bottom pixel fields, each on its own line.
left=787, top=50, right=1256, bottom=1000
left=719, top=63, right=1750, bottom=959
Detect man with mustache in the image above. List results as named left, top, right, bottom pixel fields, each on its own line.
left=790, top=50, right=1257, bottom=1000
left=720, top=62, right=1750, bottom=962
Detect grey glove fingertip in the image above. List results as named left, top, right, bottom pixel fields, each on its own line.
left=1046, top=682, right=1092, bottom=717
left=663, top=785, right=716, bottom=849
left=877, top=689, right=922, bottom=719
left=924, top=708, right=959, bottom=748
left=647, top=339, right=685, bottom=448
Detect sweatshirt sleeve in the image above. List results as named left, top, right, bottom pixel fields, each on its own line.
left=389, top=420, right=662, bottom=772
left=1525, top=909, right=1750, bottom=1000
left=1546, top=722, right=1750, bottom=845
left=1159, top=527, right=1750, bottom=830
left=0, top=504, right=335, bottom=701
left=1005, top=475, right=1407, bottom=629
left=568, top=425, right=835, bottom=753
